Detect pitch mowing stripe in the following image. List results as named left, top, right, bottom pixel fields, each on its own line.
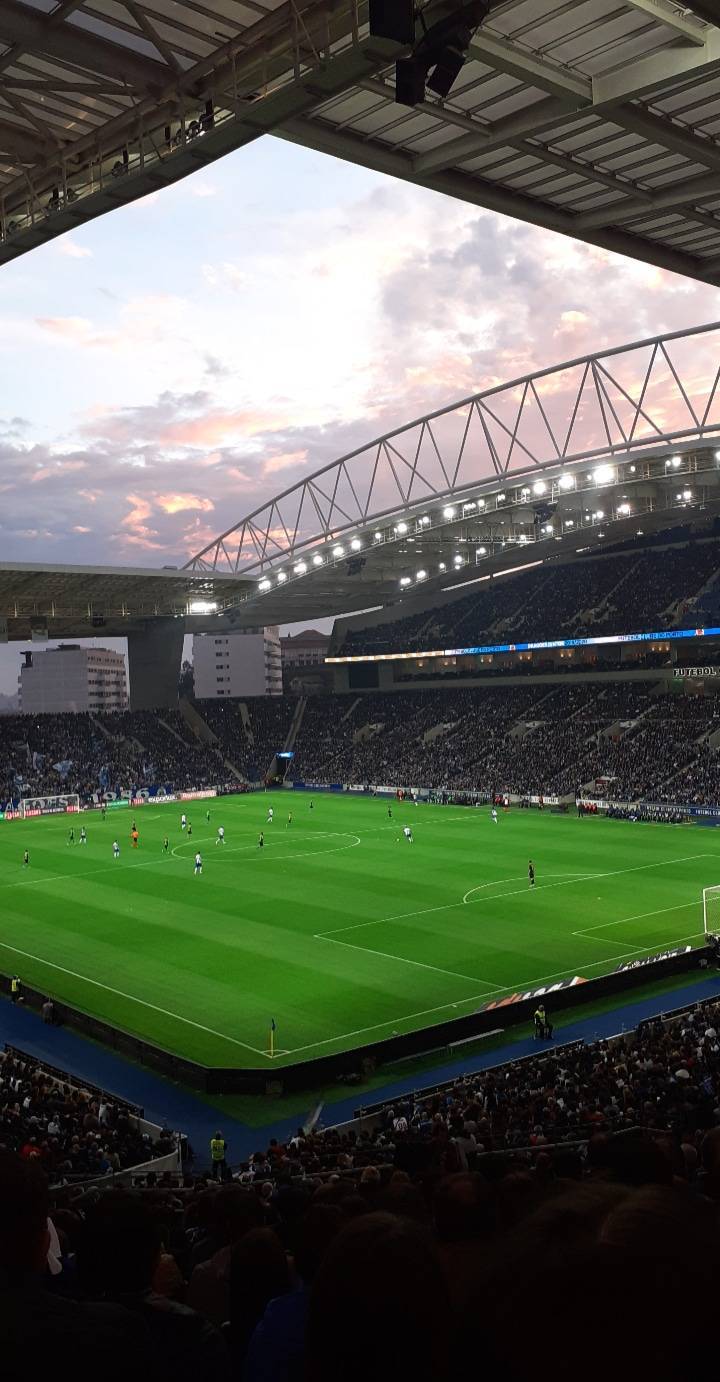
left=0, top=938, right=269, bottom=1060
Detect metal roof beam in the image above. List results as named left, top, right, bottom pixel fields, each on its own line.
left=682, top=2, right=720, bottom=25
left=413, top=96, right=579, bottom=175
left=467, top=33, right=591, bottom=102
left=576, top=170, right=720, bottom=229
left=592, top=28, right=720, bottom=105
left=0, top=117, right=54, bottom=161
left=621, top=0, right=708, bottom=44
left=0, top=0, right=168, bottom=93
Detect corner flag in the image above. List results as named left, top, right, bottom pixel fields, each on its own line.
left=269, top=1017, right=276, bottom=1057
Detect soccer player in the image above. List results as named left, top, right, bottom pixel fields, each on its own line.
left=491, top=807, right=498, bottom=825
left=258, top=831, right=264, bottom=849
left=403, top=825, right=413, bottom=843
left=267, top=807, right=274, bottom=823
left=67, top=827, right=75, bottom=845
left=22, top=850, right=29, bottom=868
left=181, top=813, right=187, bottom=831
left=163, top=836, right=169, bottom=853
left=112, top=840, right=120, bottom=859
left=286, top=812, right=292, bottom=828
left=528, top=859, right=535, bottom=888
left=79, top=827, right=87, bottom=845
left=206, top=809, right=211, bottom=823
left=194, top=851, right=203, bottom=875
left=101, top=805, right=106, bottom=821
left=187, top=822, right=192, bottom=838
left=387, top=806, right=392, bottom=819
left=309, top=799, right=314, bottom=811
left=131, top=827, right=139, bottom=849
left=216, top=825, right=225, bottom=845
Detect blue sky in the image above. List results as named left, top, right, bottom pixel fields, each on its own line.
left=0, top=133, right=718, bottom=693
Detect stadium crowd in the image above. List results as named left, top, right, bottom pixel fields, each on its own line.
left=5, top=996, right=720, bottom=1380
left=339, top=533, right=720, bottom=657
left=0, top=1050, right=175, bottom=1180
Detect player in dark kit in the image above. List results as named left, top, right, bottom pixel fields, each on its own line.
left=258, top=831, right=264, bottom=849
left=187, top=822, right=192, bottom=838
left=67, top=828, right=75, bottom=845
left=163, top=836, right=169, bottom=853
left=528, top=859, right=536, bottom=888
left=387, top=806, right=392, bottom=819
left=22, top=850, right=29, bottom=868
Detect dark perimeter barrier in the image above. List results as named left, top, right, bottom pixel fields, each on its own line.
left=1, top=944, right=712, bottom=1095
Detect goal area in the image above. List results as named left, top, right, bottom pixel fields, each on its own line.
left=20, top=793, right=81, bottom=819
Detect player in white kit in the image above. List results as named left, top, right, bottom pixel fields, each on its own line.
left=216, top=826, right=225, bottom=845
left=181, top=813, right=187, bottom=831
left=403, top=825, right=413, bottom=843
left=194, top=852, right=203, bottom=875
left=112, top=840, right=120, bottom=858
left=491, top=807, right=498, bottom=825
left=267, top=807, right=274, bottom=823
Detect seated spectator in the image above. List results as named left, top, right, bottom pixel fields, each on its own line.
left=75, top=1190, right=228, bottom=1379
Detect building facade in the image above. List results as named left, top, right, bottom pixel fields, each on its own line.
left=280, top=628, right=330, bottom=670
left=19, top=644, right=128, bottom=714
left=193, top=627, right=282, bottom=698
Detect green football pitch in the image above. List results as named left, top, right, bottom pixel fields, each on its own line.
left=0, top=794, right=717, bottom=1070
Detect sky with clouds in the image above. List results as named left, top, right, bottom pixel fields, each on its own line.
left=0, top=134, right=719, bottom=692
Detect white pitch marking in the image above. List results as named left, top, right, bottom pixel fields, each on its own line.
left=316, top=932, right=502, bottom=989
left=318, top=853, right=711, bottom=939
left=0, top=938, right=268, bottom=1058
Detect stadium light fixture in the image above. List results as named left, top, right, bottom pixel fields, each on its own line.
left=293, top=561, right=307, bottom=574
left=277, top=571, right=287, bottom=583
left=533, top=481, right=547, bottom=495
left=395, top=521, right=408, bottom=534
left=350, top=538, right=362, bottom=551
left=629, top=464, right=636, bottom=473
left=400, top=576, right=411, bottom=586
left=438, top=561, right=446, bottom=571
left=496, top=492, right=506, bottom=502
left=443, top=505, right=456, bottom=519
left=520, top=487, right=530, bottom=498
left=463, top=500, right=476, bottom=511
left=682, top=489, right=693, bottom=500
left=476, top=498, right=486, bottom=509
left=543, top=524, right=553, bottom=534
left=593, top=510, right=604, bottom=520
left=617, top=503, right=631, bottom=516
left=420, top=516, right=431, bottom=526
left=373, top=532, right=383, bottom=542
left=558, top=474, right=575, bottom=491
left=477, top=545, right=487, bottom=555
left=671, top=456, right=682, bottom=468
left=258, top=579, right=271, bottom=592
left=312, top=554, right=324, bottom=566
left=332, top=544, right=345, bottom=557
left=716, top=451, right=720, bottom=463
left=593, top=465, right=614, bottom=484
left=416, top=569, right=427, bottom=580
left=519, top=534, right=528, bottom=543
left=564, top=519, right=574, bottom=528
left=188, top=599, right=218, bottom=614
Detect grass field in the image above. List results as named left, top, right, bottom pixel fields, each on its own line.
left=0, top=793, right=716, bottom=1069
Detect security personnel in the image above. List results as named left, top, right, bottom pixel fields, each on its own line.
left=210, top=1130, right=227, bottom=1181
left=10, top=975, right=21, bottom=1004
left=534, top=1003, right=552, bottom=1040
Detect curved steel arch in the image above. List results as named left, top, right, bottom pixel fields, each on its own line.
left=186, top=320, right=720, bottom=576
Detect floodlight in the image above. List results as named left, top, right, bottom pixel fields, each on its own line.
left=400, top=576, right=411, bottom=586
left=443, top=506, right=456, bottom=519
left=496, top=492, right=506, bottom=502
left=332, top=545, right=344, bottom=557
left=258, top=580, right=271, bottom=592
left=593, top=465, right=614, bottom=484
left=558, top=474, right=575, bottom=491
left=188, top=599, right=217, bottom=614
left=617, top=503, right=631, bottom=516
left=293, top=561, right=307, bottom=574
left=671, top=456, right=682, bottom=468
left=312, top=554, right=324, bottom=566
left=416, top=569, right=427, bottom=580
left=463, top=500, right=476, bottom=511
left=351, top=538, right=362, bottom=551
left=438, top=561, right=446, bottom=571
left=564, top=519, right=574, bottom=528
left=477, top=545, right=487, bottom=555
left=420, top=516, right=430, bottom=526
left=374, top=532, right=383, bottom=541
left=533, top=481, right=547, bottom=495
left=682, top=489, right=693, bottom=500
left=593, top=510, right=604, bottom=520
left=396, top=521, right=408, bottom=534
left=277, top=572, right=287, bottom=583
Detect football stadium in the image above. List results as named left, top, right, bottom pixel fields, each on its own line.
left=3, top=1, right=720, bottom=1373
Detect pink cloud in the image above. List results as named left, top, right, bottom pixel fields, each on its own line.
left=155, top=493, right=215, bottom=515
left=158, top=409, right=279, bottom=446
left=262, top=449, right=308, bottom=475
left=35, top=316, right=119, bottom=349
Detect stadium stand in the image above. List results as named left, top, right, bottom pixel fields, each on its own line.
left=6, top=994, right=720, bottom=1380
left=0, top=1047, right=177, bottom=1179
left=3, top=679, right=720, bottom=805
left=338, top=533, right=720, bottom=657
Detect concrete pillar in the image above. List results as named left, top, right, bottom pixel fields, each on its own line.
left=127, top=620, right=184, bottom=710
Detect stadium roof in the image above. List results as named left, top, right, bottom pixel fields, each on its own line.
left=1, top=2, right=720, bottom=284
